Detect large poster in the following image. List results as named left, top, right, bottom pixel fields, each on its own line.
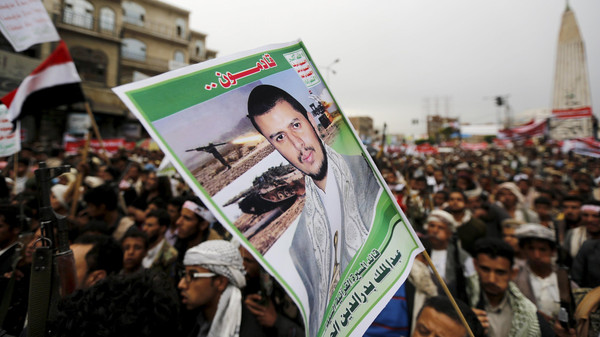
left=113, top=40, right=423, bottom=337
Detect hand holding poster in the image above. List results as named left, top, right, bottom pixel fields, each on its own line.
left=113, top=40, right=423, bottom=337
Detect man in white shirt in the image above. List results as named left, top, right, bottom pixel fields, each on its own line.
left=513, top=223, right=560, bottom=321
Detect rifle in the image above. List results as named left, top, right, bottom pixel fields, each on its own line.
left=28, top=162, right=76, bottom=337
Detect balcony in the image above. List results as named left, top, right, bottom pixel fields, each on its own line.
left=52, top=7, right=120, bottom=40
left=122, top=16, right=189, bottom=45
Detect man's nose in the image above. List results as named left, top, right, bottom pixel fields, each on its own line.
left=289, top=133, right=304, bottom=150
left=488, top=271, right=497, bottom=283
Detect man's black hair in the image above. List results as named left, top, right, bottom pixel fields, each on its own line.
left=417, top=296, right=485, bottom=337
left=562, top=195, right=583, bottom=205
left=449, top=190, right=467, bottom=201
left=533, top=196, right=552, bottom=207
left=147, top=198, right=167, bottom=211
left=103, top=166, right=121, bottom=181
left=247, top=84, right=309, bottom=134
left=0, top=204, right=21, bottom=230
left=53, top=269, right=179, bottom=337
left=473, top=237, right=515, bottom=267
left=147, top=209, right=171, bottom=228
left=167, top=195, right=186, bottom=210
left=122, top=226, right=149, bottom=250
left=84, top=184, right=118, bottom=211
left=74, top=234, right=123, bottom=276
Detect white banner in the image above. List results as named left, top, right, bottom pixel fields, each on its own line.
left=549, top=116, right=594, bottom=140
left=0, top=104, right=20, bottom=156
left=0, top=0, right=60, bottom=52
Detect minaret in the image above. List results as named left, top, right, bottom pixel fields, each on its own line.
left=551, top=2, right=592, bottom=115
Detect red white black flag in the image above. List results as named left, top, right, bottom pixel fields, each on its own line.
left=0, top=40, right=85, bottom=125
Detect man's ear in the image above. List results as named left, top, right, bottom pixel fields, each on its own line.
left=214, top=275, right=229, bottom=292
left=86, top=269, right=107, bottom=287
left=198, top=220, right=209, bottom=232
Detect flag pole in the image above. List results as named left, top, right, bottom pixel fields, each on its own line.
left=84, top=102, right=107, bottom=156
left=69, top=132, right=90, bottom=217
left=12, top=153, right=18, bottom=196
left=422, top=250, right=475, bottom=337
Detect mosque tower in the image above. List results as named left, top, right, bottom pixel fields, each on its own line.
left=549, top=2, right=594, bottom=139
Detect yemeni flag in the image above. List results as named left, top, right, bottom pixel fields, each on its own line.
left=0, top=40, right=85, bottom=126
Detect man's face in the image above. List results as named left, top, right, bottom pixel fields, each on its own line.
left=447, top=192, right=466, bottom=213
left=122, top=237, right=146, bottom=272
left=474, top=254, right=512, bottom=298
left=176, top=208, right=206, bottom=240
left=253, top=100, right=327, bottom=182
left=0, top=215, right=17, bottom=247
left=427, top=220, right=452, bottom=249
left=240, top=247, right=260, bottom=281
left=166, top=204, right=180, bottom=226
left=534, top=203, right=551, bottom=220
left=497, top=188, right=517, bottom=208
left=467, top=196, right=482, bottom=211
left=85, top=203, right=105, bottom=219
left=72, top=243, right=93, bottom=289
left=516, top=180, right=529, bottom=194
left=502, top=227, right=519, bottom=252
left=433, top=192, right=447, bottom=207
left=178, top=266, right=222, bottom=310
left=581, top=209, right=600, bottom=236
left=413, top=307, right=466, bottom=337
left=522, top=239, right=554, bottom=271
left=142, top=216, right=164, bottom=245
left=562, top=201, right=581, bottom=222
left=145, top=172, right=158, bottom=192
left=434, top=170, right=444, bottom=183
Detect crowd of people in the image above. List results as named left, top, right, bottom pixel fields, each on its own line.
left=0, top=140, right=598, bottom=337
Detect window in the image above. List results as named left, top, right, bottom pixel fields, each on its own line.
left=175, top=18, right=186, bottom=38
left=63, top=0, right=94, bottom=29
left=174, top=50, right=185, bottom=63
left=195, top=40, right=204, bottom=57
left=122, top=38, right=146, bottom=61
left=71, top=46, right=107, bottom=84
left=99, top=7, right=115, bottom=32
left=122, top=1, right=145, bottom=26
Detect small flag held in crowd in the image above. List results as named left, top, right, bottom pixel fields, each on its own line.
left=0, top=40, right=85, bottom=126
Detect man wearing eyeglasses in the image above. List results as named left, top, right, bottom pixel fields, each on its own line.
left=178, top=240, right=266, bottom=337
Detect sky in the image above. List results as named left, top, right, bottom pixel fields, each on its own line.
left=164, top=0, right=600, bottom=138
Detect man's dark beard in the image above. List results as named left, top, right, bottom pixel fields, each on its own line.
left=448, top=206, right=464, bottom=215
left=305, top=139, right=328, bottom=182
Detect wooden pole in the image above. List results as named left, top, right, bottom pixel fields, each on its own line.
left=422, top=250, right=475, bottom=337
left=12, top=152, right=18, bottom=196
left=84, top=102, right=107, bottom=156
left=69, top=132, right=90, bottom=217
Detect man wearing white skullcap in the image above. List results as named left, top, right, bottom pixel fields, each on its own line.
left=424, top=210, right=475, bottom=300
left=495, top=182, right=539, bottom=224
left=179, top=240, right=266, bottom=337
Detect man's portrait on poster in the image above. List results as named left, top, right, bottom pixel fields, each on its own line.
left=247, top=84, right=381, bottom=335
